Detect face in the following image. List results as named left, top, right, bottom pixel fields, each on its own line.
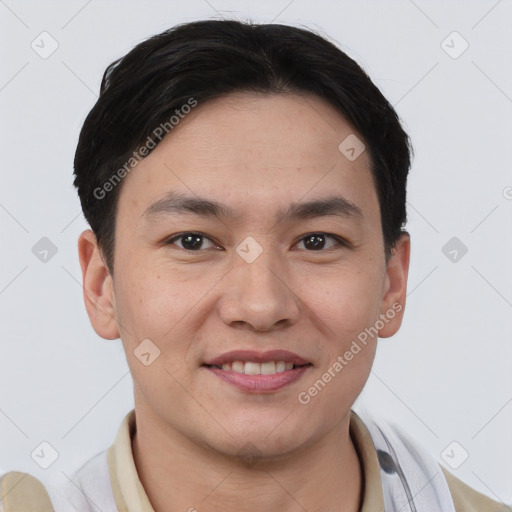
left=79, top=92, right=410, bottom=459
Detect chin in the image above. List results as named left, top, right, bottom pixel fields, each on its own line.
left=209, top=419, right=315, bottom=461
left=216, top=438, right=305, bottom=465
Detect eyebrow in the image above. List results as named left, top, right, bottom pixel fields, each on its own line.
left=141, top=191, right=364, bottom=224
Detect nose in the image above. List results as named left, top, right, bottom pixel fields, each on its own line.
left=217, top=245, right=301, bottom=332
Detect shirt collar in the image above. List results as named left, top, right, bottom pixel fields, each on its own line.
left=107, top=409, right=385, bottom=511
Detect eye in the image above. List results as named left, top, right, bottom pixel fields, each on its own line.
left=295, top=233, right=347, bottom=251
left=164, top=231, right=349, bottom=252
left=165, top=232, right=218, bottom=251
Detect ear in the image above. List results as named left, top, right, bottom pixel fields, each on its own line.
left=77, top=229, right=120, bottom=340
left=378, top=232, right=410, bottom=338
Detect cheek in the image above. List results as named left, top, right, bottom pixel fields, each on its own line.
left=114, top=271, right=195, bottom=398
left=304, top=266, right=382, bottom=343
left=114, top=268, right=180, bottom=342
left=113, top=265, right=211, bottom=371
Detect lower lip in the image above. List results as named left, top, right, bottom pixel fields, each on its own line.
left=205, top=365, right=311, bottom=393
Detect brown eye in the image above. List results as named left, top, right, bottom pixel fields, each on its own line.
left=166, top=232, right=216, bottom=251
left=296, top=233, right=346, bottom=251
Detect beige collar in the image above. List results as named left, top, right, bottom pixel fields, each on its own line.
left=107, top=409, right=385, bottom=511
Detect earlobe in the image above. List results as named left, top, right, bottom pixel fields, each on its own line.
left=77, top=229, right=120, bottom=340
left=378, top=232, right=411, bottom=339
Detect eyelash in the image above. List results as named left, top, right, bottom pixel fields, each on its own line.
left=164, top=232, right=350, bottom=252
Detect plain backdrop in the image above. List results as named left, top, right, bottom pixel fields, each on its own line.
left=0, top=0, right=511, bottom=505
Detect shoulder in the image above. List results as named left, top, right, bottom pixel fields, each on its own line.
left=441, top=465, right=512, bottom=512
left=0, top=450, right=115, bottom=512
left=0, top=471, right=53, bottom=511
left=352, top=407, right=511, bottom=512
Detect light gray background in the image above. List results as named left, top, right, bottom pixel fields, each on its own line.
left=1, top=0, right=511, bottom=505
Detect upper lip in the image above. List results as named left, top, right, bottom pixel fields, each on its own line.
left=203, top=350, right=310, bottom=366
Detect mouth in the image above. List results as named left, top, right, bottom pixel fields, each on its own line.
left=202, top=350, right=313, bottom=393
left=204, top=360, right=312, bottom=374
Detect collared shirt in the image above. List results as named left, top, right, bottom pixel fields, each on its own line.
left=106, top=409, right=509, bottom=512
left=1, top=409, right=509, bottom=511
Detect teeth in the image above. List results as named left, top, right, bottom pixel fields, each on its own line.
left=261, top=361, right=276, bottom=375
left=216, top=360, right=302, bottom=374
left=244, top=362, right=260, bottom=375
left=232, top=361, right=244, bottom=373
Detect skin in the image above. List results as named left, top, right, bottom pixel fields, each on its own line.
left=78, top=91, right=410, bottom=512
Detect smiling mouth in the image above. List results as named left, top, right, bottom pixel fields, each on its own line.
left=204, top=361, right=313, bottom=375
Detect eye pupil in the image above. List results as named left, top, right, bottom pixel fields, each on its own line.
left=182, top=234, right=203, bottom=250
left=304, top=234, right=326, bottom=250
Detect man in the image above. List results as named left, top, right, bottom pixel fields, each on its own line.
left=1, top=19, right=509, bottom=512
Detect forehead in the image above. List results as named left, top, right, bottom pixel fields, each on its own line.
left=161, top=91, right=367, bottom=168
left=116, top=91, right=378, bottom=226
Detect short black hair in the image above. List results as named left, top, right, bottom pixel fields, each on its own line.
left=73, top=19, right=412, bottom=274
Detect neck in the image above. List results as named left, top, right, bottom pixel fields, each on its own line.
left=132, top=405, right=363, bottom=512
